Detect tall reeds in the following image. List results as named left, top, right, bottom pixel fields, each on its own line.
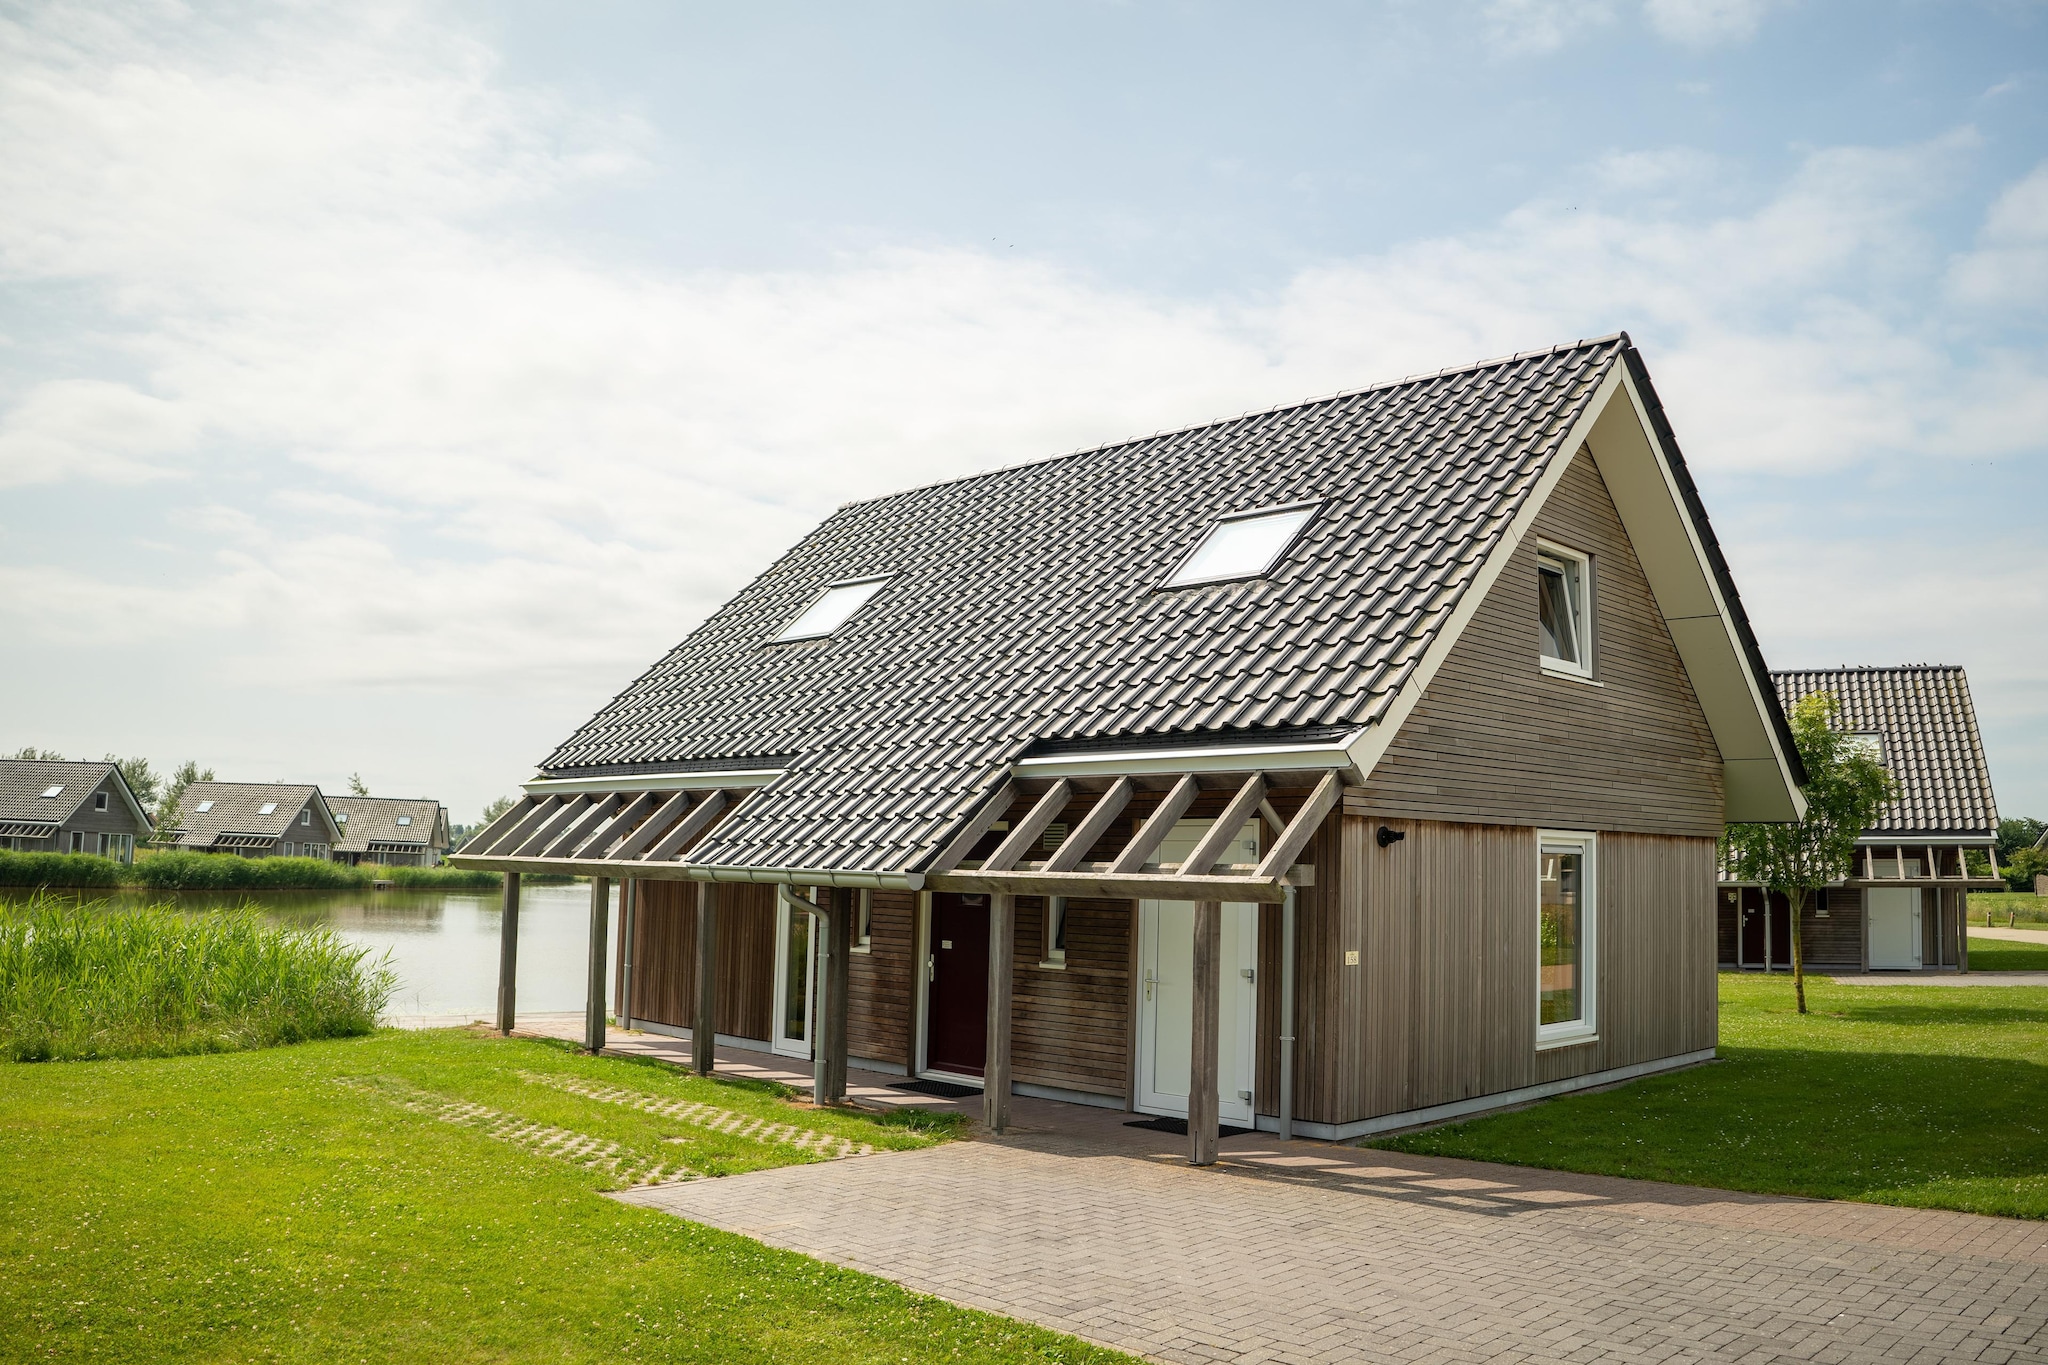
left=0, top=894, right=398, bottom=1062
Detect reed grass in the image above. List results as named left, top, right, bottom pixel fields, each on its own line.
left=384, top=864, right=501, bottom=890
left=129, top=851, right=373, bottom=891
left=0, top=893, right=397, bottom=1062
left=0, top=850, right=124, bottom=888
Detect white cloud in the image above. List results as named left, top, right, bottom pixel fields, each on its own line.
left=0, top=379, right=198, bottom=485
left=1481, top=0, right=1617, bottom=57
left=1642, top=0, right=1776, bottom=48
left=1947, top=161, right=2048, bottom=314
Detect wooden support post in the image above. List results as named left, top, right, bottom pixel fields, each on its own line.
left=693, top=881, right=717, bottom=1074
left=984, top=893, right=1015, bottom=1133
left=819, top=888, right=852, bottom=1104
left=496, top=872, right=522, bottom=1035
left=1278, top=884, right=1297, bottom=1143
left=585, top=876, right=610, bottom=1054
left=617, top=878, right=636, bottom=1027
left=1189, top=899, right=1222, bottom=1167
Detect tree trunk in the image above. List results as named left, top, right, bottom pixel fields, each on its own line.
left=1790, top=886, right=1808, bottom=1015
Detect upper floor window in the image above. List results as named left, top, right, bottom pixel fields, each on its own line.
left=300, top=810, right=311, bottom=826
left=95, top=792, right=108, bottom=811
left=1166, top=504, right=1317, bottom=587
left=773, top=576, right=891, bottom=642
left=1537, top=542, right=1591, bottom=677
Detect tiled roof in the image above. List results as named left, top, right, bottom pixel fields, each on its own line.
left=328, top=796, right=447, bottom=854
left=171, top=782, right=326, bottom=847
left=1771, top=667, right=1998, bottom=838
left=543, top=337, right=1638, bottom=874
left=0, top=759, right=119, bottom=826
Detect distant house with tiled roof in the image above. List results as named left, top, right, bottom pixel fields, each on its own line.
left=328, top=795, right=450, bottom=867
left=1719, top=665, right=2003, bottom=974
left=455, top=334, right=1810, bottom=1155
left=0, top=759, right=152, bottom=862
left=168, top=782, right=341, bottom=859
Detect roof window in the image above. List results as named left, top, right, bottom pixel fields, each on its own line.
left=258, top=802, right=278, bottom=816
left=773, top=576, right=891, bottom=642
left=1166, top=505, right=1316, bottom=587
left=396, top=815, right=412, bottom=826
left=196, top=800, right=214, bottom=813
left=337, top=812, right=349, bottom=823
left=39, top=785, right=63, bottom=798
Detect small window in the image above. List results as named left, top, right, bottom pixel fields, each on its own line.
left=852, top=890, right=872, bottom=953
left=337, top=812, right=348, bottom=823
left=258, top=802, right=278, bottom=816
left=1846, top=733, right=1885, bottom=763
left=1537, top=543, right=1591, bottom=676
left=773, top=576, right=891, bottom=642
left=196, top=800, right=214, bottom=813
left=94, top=793, right=108, bottom=811
left=396, top=814, right=412, bottom=827
left=1537, top=832, right=1597, bottom=1047
left=1166, top=505, right=1316, bottom=587
left=1041, top=896, right=1069, bottom=969
left=300, top=809, right=311, bottom=826
left=40, top=785, right=63, bottom=798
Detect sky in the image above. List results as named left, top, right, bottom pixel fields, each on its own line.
left=2, top=0, right=2043, bottom=825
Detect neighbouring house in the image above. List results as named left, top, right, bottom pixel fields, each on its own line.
left=0, top=759, right=153, bottom=862
left=167, top=782, right=342, bottom=859
left=1718, top=665, right=2004, bottom=974
left=328, top=796, right=451, bottom=866
left=453, top=334, right=1806, bottom=1157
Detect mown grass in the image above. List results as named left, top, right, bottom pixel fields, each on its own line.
left=1970, top=934, right=2048, bottom=972
left=0, top=894, right=397, bottom=1061
left=1374, top=973, right=2048, bottom=1218
left=0, top=1028, right=1120, bottom=1365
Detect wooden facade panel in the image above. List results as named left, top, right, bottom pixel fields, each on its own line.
left=1356, top=449, right=1724, bottom=838
left=626, top=880, right=774, bottom=1044
left=1009, top=895, right=1133, bottom=1099
left=848, top=889, right=915, bottom=1068
left=1330, top=815, right=1716, bottom=1125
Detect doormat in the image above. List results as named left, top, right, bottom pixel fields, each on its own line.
left=1124, top=1116, right=1256, bottom=1139
left=890, top=1078, right=982, bottom=1099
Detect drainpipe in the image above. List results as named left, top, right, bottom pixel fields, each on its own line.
left=1278, top=883, right=1297, bottom=1142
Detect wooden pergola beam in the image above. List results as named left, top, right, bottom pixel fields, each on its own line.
left=641, top=790, right=730, bottom=862
left=572, top=791, right=657, bottom=859
left=480, top=795, right=557, bottom=857
left=1254, top=770, right=1342, bottom=880
left=514, top=795, right=590, bottom=857
left=543, top=793, right=622, bottom=859
left=924, top=780, right=1016, bottom=875
left=1043, top=777, right=1133, bottom=873
left=607, top=790, right=692, bottom=861
left=981, top=780, right=1073, bottom=872
left=469, top=795, right=540, bottom=857
left=926, top=868, right=1288, bottom=904
left=1108, top=773, right=1199, bottom=874
left=1179, top=773, right=1267, bottom=876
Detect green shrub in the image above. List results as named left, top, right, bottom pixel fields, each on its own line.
left=0, top=852, right=124, bottom=889
left=2000, top=847, right=2048, bottom=894
left=127, top=852, right=372, bottom=891
left=383, top=865, right=501, bottom=890
left=0, top=893, right=397, bottom=1061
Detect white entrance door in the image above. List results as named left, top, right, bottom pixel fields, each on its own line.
left=771, top=891, right=814, bottom=1058
left=1867, top=887, right=1922, bottom=970
left=1135, top=819, right=1260, bottom=1128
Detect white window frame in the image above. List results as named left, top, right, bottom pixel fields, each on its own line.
left=300, top=809, right=311, bottom=827
left=1163, top=501, right=1319, bottom=589
left=772, top=574, right=892, bottom=643
left=1536, top=540, right=1595, bottom=681
left=94, top=792, right=109, bottom=811
left=850, top=889, right=872, bottom=955
left=1039, top=896, right=1067, bottom=970
left=1536, top=830, right=1598, bottom=1049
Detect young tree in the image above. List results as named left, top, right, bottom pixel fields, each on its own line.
left=1723, top=692, right=1896, bottom=1014
left=108, top=755, right=161, bottom=812
left=154, top=760, right=217, bottom=842
left=12, top=746, right=64, bottom=760
left=348, top=772, right=371, bottom=797
left=457, top=796, right=514, bottom=849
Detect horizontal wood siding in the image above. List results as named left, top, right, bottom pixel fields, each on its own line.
left=1805, top=889, right=1862, bottom=967
left=1356, top=448, right=1724, bottom=837
left=626, top=880, right=774, bottom=1043
left=1009, top=895, right=1133, bottom=1100
left=1326, top=814, right=1716, bottom=1125
left=848, top=889, right=915, bottom=1068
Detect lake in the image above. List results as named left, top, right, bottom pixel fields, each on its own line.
left=29, top=882, right=620, bottom=1022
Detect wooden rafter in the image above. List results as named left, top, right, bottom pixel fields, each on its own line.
left=1179, top=773, right=1267, bottom=876
left=466, top=795, right=539, bottom=856
left=608, top=791, right=693, bottom=861
left=514, top=795, right=590, bottom=857
left=1255, top=770, right=1342, bottom=879
left=924, top=780, right=1016, bottom=874
left=1109, top=774, right=1200, bottom=874
left=543, top=793, right=621, bottom=859
left=477, top=796, right=555, bottom=856
left=982, top=780, right=1073, bottom=872
left=1043, top=777, right=1133, bottom=873
left=641, top=790, right=730, bottom=862
left=571, top=791, right=658, bottom=859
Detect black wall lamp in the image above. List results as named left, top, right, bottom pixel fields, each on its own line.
left=1377, top=825, right=1406, bottom=848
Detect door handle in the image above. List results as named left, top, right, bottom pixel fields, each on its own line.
left=927, top=955, right=935, bottom=983
left=1144, top=969, right=1157, bottom=1001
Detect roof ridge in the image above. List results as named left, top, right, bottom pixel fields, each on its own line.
left=1772, top=664, right=1968, bottom=673
left=833, top=333, right=1632, bottom=512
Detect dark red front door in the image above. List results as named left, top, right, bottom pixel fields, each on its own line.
left=1739, top=888, right=1767, bottom=965
left=926, top=893, right=990, bottom=1077
left=1767, top=890, right=1793, bottom=967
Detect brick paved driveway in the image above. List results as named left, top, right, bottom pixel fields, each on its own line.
left=618, top=1123, right=2048, bottom=1364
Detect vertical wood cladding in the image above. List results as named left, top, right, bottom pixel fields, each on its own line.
left=1008, top=895, right=1134, bottom=1100
left=848, top=889, right=915, bottom=1068
left=626, top=880, right=774, bottom=1043
left=1357, top=448, right=1724, bottom=837
left=1317, top=814, right=1717, bottom=1126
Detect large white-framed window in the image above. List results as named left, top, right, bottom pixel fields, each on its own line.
left=1536, top=541, right=1593, bottom=679
left=1164, top=502, right=1318, bottom=588
left=1537, top=831, right=1597, bottom=1048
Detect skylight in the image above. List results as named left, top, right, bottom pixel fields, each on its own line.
left=337, top=813, right=349, bottom=823
left=258, top=802, right=278, bottom=816
left=773, top=576, right=891, bottom=642
left=39, top=785, right=63, bottom=798
left=1166, top=505, right=1316, bottom=587
left=197, top=800, right=214, bottom=813
left=396, top=815, right=412, bottom=826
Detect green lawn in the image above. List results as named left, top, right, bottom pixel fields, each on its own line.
left=1970, top=934, right=2048, bottom=972
left=0, top=1028, right=1128, bottom=1364
left=1376, top=972, right=2048, bottom=1218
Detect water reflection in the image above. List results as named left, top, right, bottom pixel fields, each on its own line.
left=31, top=883, right=619, bottom=1020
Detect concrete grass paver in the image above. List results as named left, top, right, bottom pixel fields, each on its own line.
left=616, top=1128, right=2048, bottom=1365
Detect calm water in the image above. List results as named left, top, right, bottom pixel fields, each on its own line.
left=34, top=883, right=621, bottom=1020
